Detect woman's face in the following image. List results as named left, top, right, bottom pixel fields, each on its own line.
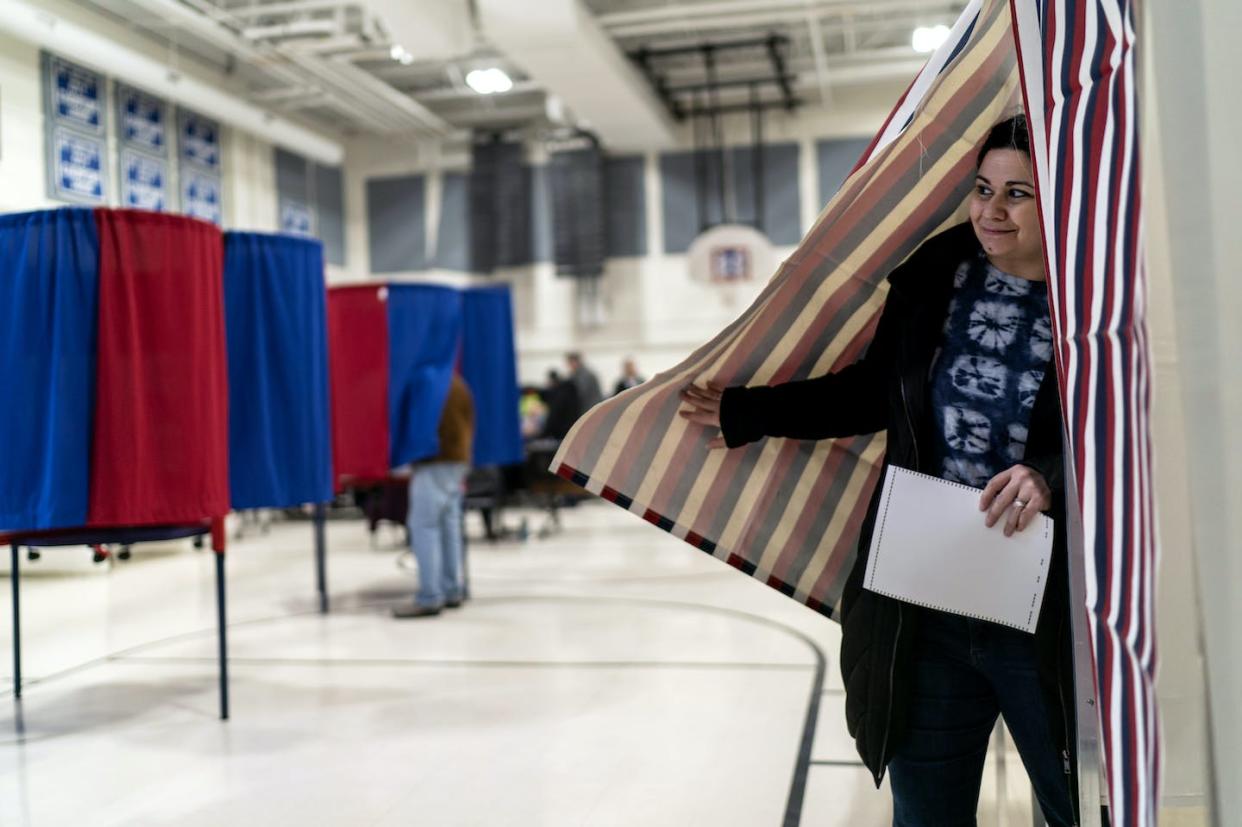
left=970, top=148, right=1045, bottom=279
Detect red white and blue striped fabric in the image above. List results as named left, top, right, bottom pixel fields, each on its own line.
left=554, top=0, right=1158, bottom=821
left=1011, top=1, right=1159, bottom=823
left=327, top=282, right=524, bottom=483
left=554, top=0, right=1020, bottom=628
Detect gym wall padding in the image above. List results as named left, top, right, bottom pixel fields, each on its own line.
left=816, top=138, right=872, bottom=206
left=366, top=175, right=427, bottom=274
left=729, top=143, right=802, bottom=245
left=434, top=172, right=472, bottom=273
left=604, top=155, right=647, bottom=258
left=314, top=165, right=346, bottom=267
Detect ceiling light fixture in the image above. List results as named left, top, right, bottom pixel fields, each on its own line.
left=466, top=68, right=513, bottom=95
left=912, top=25, right=951, bottom=53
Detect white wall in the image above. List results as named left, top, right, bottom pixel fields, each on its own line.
left=339, top=133, right=466, bottom=284
left=0, top=0, right=286, bottom=233
left=224, top=130, right=279, bottom=233
left=1146, top=1, right=1242, bottom=823
left=1144, top=88, right=1213, bottom=823
left=0, top=31, right=57, bottom=214
left=341, top=81, right=906, bottom=388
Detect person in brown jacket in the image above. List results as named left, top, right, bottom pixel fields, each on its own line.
left=393, top=374, right=475, bottom=619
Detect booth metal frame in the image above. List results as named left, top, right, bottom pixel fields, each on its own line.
left=4, top=519, right=231, bottom=720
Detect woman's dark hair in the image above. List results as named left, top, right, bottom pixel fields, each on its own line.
left=976, top=115, right=1030, bottom=167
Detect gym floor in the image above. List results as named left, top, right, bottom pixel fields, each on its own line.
left=0, top=501, right=1035, bottom=826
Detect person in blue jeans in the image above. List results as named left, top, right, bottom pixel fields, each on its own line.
left=680, top=117, right=1078, bottom=825
left=393, top=374, right=475, bottom=619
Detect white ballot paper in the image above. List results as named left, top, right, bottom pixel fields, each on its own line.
left=863, top=466, right=1054, bottom=633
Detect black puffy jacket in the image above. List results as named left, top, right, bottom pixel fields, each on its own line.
left=719, top=223, right=1079, bottom=812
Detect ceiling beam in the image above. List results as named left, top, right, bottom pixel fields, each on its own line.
left=603, top=4, right=963, bottom=40
left=241, top=19, right=341, bottom=41
left=805, top=3, right=834, bottom=105
left=597, top=0, right=962, bottom=27
left=413, top=80, right=542, bottom=101
left=229, top=0, right=361, bottom=19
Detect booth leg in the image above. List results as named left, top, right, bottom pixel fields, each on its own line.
left=314, top=503, right=328, bottom=614
left=10, top=544, right=20, bottom=701
left=214, top=547, right=229, bottom=720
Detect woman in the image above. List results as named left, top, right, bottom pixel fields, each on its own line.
left=680, top=117, right=1077, bottom=827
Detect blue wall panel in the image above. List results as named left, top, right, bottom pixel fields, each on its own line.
left=605, top=156, right=647, bottom=258
left=315, top=164, right=346, bottom=267
left=730, top=143, right=802, bottom=245
left=274, top=147, right=309, bottom=202
left=661, top=146, right=801, bottom=251
left=659, top=150, right=727, bottom=254
left=531, top=165, right=553, bottom=264
left=435, top=171, right=471, bottom=272
left=366, top=174, right=426, bottom=273
left=816, top=138, right=871, bottom=206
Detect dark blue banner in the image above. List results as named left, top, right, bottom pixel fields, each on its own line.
left=182, top=168, right=222, bottom=225
left=117, top=83, right=168, bottom=156
left=120, top=149, right=169, bottom=211
left=51, top=128, right=107, bottom=203
left=179, top=108, right=221, bottom=170
left=47, top=55, right=104, bottom=135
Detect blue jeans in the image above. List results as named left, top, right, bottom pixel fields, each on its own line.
left=407, top=463, right=467, bottom=609
left=889, top=609, right=1074, bottom=827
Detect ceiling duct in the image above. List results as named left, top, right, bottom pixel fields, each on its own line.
left=473, top=0, right=677, bottom=151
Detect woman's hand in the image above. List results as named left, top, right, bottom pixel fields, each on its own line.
left=679, top=380, right=728, bottom=449
left=979, top=464, right=1052, bottom=537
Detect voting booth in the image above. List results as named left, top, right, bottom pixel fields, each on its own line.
left=0, top=207, right=232, bottom=718
left=326, top=281, right=522, bottom=593
left=223, top=231, right=334, bottom=611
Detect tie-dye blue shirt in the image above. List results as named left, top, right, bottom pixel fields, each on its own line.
left=929, top=252, right=1053, bottom=488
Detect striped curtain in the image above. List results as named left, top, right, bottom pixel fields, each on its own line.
left=554, top=0, right=1017, bottom=621
left=553, top=0, right=1158, bottom=822
left=1011, top=1, right=1159, bottom=824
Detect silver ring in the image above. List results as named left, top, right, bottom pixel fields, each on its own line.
left=1013, top=499, right=1028, bottom=509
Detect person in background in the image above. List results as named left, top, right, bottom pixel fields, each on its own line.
left=541, top=369, right=581, bottom=441
left=393, top=373, right=475, bottom=619
left=566, top=352, right=603, bottom=415
left=613, top=357, right=645, bottom=396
